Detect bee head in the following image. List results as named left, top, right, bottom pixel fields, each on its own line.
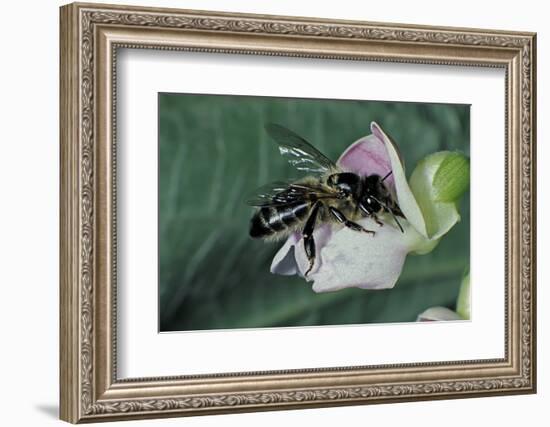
left=358, top=175, right=384, bottom=214
left=359, top=195, right=381, bottom=215
left=327, top=173, right=360, bottom=198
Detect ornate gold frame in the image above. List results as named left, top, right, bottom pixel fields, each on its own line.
left=59, top=2, right=537, bottom=423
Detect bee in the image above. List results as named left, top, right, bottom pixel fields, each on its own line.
left=247, top=124, right=405, bottom=276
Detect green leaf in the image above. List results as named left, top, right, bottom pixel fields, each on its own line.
left=409, top=151, right=469, bottom=240
left=433, top=152, right=470, bottom=202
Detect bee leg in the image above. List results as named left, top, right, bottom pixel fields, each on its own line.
left=329, top=207, right=375, bottom=235
left=303, top=201, right=322, bottom=276
left=371, top=214, right=384, bottom=227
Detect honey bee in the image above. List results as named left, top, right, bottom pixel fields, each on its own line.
left=247, top=124, right=405, bottom=276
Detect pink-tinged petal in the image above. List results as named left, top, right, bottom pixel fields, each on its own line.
left=337, top=122, right=428, bottom=238
left=416, top=306, right=462, bottom=322
left=270, top=232, right=300, bottom=275
left=337, top=134, right=396, bottom=191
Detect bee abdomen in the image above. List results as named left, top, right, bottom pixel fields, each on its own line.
left=249, top=203, right=309, bottom=238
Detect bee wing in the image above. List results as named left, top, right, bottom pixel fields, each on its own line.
left=246, top=181, right=294, bottom=207
left=246, top=181, right=337, bottom=207
left=265, top=123, right=339, bottom=174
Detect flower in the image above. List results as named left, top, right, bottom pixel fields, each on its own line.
left=416, top=307, right=462, bottom=321
left=417, top=272, right=470, bottom=321
left=271, top=122, right=469, bottom=293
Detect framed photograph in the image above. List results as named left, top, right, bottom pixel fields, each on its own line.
left=60, top=2, right=537, bottom=423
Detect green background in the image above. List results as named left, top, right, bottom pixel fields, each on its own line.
left=159, top=93, right=470, bottom=332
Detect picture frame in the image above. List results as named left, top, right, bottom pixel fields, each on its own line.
left=59, top=2, right=536, bottom=423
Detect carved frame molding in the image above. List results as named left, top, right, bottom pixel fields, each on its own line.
left=60, top=2, right=536, bottom=423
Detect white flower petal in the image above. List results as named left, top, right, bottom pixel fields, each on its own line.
left=305, top=217, right=423, bottom=293
left=417, top=306, right=462, bottom=322
left=270, top=232, right=300, bottom=275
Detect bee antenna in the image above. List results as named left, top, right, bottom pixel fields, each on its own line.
left=381, top=171, right=393, bottom=182
left=371, top=195, right=404, bottom=233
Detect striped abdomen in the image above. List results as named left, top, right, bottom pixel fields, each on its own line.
left=249, top=202, right=310, bottom=239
